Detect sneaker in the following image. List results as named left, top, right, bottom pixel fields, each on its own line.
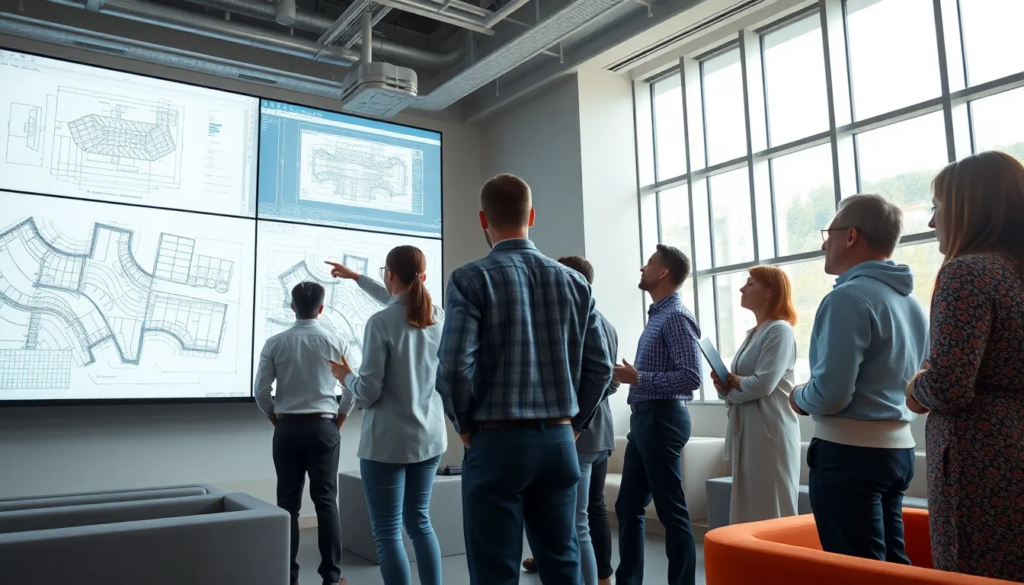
left=522, top=557, right=538, bottom=573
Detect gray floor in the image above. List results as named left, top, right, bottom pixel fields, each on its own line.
left=295, top=528, right=706, bottom=584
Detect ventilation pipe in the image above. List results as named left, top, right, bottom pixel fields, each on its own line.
left=46, top=0, right=465, bottom=69
left=360, top=11, right=372, bottom=64
left=276, top=0, right=296, bottom=27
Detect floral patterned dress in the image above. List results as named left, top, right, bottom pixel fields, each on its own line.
left=912, top=253, right=1024, bottom=582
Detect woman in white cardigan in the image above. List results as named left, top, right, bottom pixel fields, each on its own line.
left=711, top=265, right=801, bottom=525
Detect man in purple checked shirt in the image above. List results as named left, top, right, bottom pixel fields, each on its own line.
left=612, top=244, right=701, bottom=585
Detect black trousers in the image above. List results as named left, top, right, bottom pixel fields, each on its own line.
left=273, top=417, right=342, bottom=585
left=808, top=438, right=915, bottom=564
left=588, top=452, right=613, bottom=580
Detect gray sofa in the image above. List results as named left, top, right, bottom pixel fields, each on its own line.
left=0, top=492, right=289, bottom=585
left=338, top=470, right=465, bottom=563
left=0, top=484, right=220, bottom=512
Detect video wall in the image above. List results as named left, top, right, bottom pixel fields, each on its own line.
left=0, top=48, right=443, bottom=403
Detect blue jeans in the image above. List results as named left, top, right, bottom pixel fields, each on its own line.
left=360, top=455, right=443, bottom=585
left=614, top=401, right=695, bottom=585
left=807, top=438, right=915, bottom=563
left=576, top=450, right=608, bottom=585
left=463, top=424, right=581, bottom=585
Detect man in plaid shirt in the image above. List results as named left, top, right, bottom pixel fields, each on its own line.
left=613, top=244, right=701, bottom=585
left=436, top=174, right=613, bottom=585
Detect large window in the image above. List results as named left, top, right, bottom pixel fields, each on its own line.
left=855, top=112, right=948, bottom=234
left=635, top=0, right=1022, bottom=400
left=701, top=48, right=746, bottom=166
left=763, top=13, right=829, bottom=145
left=652, top=74, right=686, bottom=180
left=846, top=0, right=941, bottom=120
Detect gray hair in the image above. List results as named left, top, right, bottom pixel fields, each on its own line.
left=834, top=194, right=904, bottom=256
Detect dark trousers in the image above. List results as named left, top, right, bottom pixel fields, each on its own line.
left=273, top=418, right=342, bottom=585
left=463, top=424, right=581, bottom=585
left=808, top=438, right=915, bottom=564
left=615, top=401, right=695, bottom=585
left=588, top=453, right=613, bottom=581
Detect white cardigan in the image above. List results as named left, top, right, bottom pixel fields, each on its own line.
left=724, top=320, right=802, bottom=525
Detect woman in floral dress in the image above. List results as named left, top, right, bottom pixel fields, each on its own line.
left=908, top=151, right=1024, bottom=581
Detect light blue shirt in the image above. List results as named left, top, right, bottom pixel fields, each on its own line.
left=345, top=277, right=448, bottom=464
left=792, top=260, right=928, bottom=449
left=253, top=319, right=355, bottom=417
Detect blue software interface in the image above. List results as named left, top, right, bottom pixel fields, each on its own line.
left=258, top=99, right=442, bottom=238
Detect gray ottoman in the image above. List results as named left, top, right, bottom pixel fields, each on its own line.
left=338, top=471, right=465, bottom=564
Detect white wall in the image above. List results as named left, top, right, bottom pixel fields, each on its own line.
left=0, top=34, right=486, bottom=518
left=479, top=76, right=586, bottom=259
left=478, top=70, right=650, bottom=436
left=575, top=70, right=645, bottom=436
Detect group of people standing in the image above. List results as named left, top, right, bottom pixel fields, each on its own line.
left=253, top=150, right=1024, bottom=585
left=711, top=151, right=1024, bottom=583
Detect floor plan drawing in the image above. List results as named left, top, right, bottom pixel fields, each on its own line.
left=49, top=88, right=184, bottom=194
left=6, top=102, right=47, bottom=167
left=1, top=48, right=260, bottom=217
left=0, top=191, right=255, bottom=400
left=254, top=221, right=442, bottom=384
left=297, top=129, right=420, bottom=214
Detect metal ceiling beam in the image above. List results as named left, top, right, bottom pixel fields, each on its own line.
left=0, top=12, right=348, bottom=99
left=48, top=0, right=465, bottom=69
left=374, top=0, right=495, bottom=35
left=317, top=0, right=383, bottom=46
left=48, top=0, right=362, bottom=65
left=483, top=0, right=531, bottom=28
left=461, top=0, right=707, bottom=121
left=181, top=0, right=465, bottom=67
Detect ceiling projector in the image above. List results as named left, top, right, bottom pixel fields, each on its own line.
left=339, top=62, right=418, bottom=118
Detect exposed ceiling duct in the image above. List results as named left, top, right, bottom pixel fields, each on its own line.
left=1, top=0, right=633, bottom=115
left=0, top=14, right=348, bottom=99
left=414, top=0, right=630, bottom=110
left=49, top=0, right=467, bottom=69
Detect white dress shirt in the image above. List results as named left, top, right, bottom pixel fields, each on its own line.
left=253, top=319, right=355, bottom=417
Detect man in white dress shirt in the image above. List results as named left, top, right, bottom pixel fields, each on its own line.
left=254, top=281, right=355, bottom=585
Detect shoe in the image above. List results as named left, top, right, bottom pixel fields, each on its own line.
left=522, top=557, right=537, bottom=573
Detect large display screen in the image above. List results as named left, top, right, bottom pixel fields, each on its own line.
left=258, top=100, right=442, bottom=238
left=0, top=48, right=443, bottom=403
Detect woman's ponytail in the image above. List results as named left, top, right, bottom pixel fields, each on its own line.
left=385, top=245, right=435, bottom=329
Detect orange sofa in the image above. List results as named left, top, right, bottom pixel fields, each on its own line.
left=704, top=508, right=1014, bottom=585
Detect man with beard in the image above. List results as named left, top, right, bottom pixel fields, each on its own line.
left=612, top=244, right=701, bottom=585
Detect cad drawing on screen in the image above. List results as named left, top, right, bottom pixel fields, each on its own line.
left=48, top=88, right=183, bottom=194
left=0, top=49, right=260, bottom=217
left=6, top=102, right=47, bottom=167
left=0, top=191, right=256, bottom=401
left=254, top=221, right=443, bottom=384
left=299, top=129, right=419, bottom=214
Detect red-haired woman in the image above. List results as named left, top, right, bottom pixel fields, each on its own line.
left=326, top=245, right=446, bottom=585
left=711, top=266, right=801, bottom=525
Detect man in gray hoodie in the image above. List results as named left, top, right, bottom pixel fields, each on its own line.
left=791, top=194, right=928, bottom=563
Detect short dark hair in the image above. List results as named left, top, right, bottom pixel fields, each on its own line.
left=291, top=281, right=325, bottom=319
left=557, top=256, right=594, bottom=284
left=656, top=244, right=691, bottom=287
left=480, top=174, right=532, bottom=229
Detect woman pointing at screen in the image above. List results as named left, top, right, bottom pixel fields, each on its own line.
left=325, top=247, right=446, bottom=585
